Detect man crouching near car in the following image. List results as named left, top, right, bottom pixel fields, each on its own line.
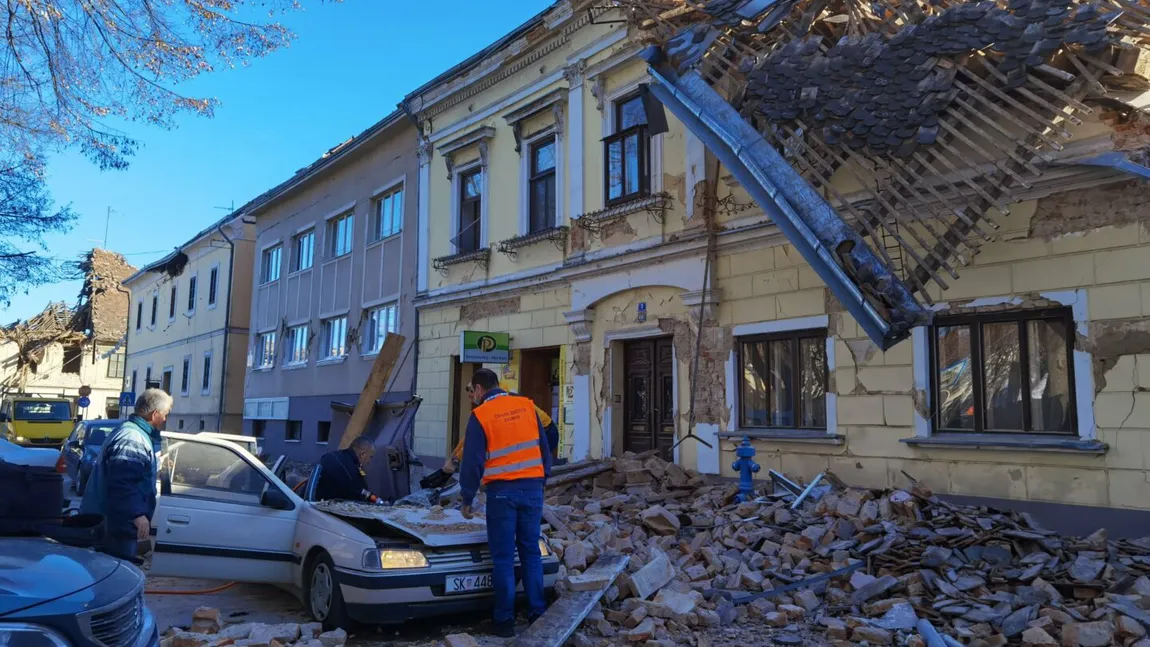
left=458, top=368, right=552, bottom=638
left=81, top=388, right=170, bottom=562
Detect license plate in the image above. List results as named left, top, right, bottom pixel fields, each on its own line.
left=445, top=573, right=493, bottom=594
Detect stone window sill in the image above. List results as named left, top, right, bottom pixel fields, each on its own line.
left=317, top=356, right=348, bottom=367
left=718, top=429, right=845, bottom=445
left=253, top=366, right=274, bottom=373
left=282, top=363, right=309, bottom=372
left=900, top=433, right=1107, bottom=455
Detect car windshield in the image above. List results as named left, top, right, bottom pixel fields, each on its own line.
left=86, top=426, right=115, bottom=444
left=13, top=401, right=72, bottom=421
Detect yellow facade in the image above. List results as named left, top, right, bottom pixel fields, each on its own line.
left=123, top=216, right=254, bottom=433
left=406, top=2, right=1150, bottom=511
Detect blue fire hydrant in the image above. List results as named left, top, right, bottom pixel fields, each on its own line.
left=731, top=436, right=760, bottom=502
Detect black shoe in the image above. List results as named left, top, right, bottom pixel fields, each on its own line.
left=492, top=623, right=515, bottom=638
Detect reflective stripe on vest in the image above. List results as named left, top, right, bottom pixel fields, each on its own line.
left=473, top=393, right=545, bottom=485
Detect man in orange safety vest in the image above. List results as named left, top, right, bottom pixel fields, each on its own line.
left=458, top=368, right=551, bottom=637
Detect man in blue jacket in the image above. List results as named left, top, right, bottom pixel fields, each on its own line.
left=81, top=389, right=171, bottom=562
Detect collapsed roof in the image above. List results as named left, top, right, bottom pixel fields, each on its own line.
left=619, top=0, right=1150, bottom=348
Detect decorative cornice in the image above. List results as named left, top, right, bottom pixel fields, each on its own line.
left=563, top=309, right=595, bottom=343
left=563, top=59, right=587, bottom=86
left=590, top=75, right=606, bottom=112
left=437, top=126, right=496, bottom=180
left=504, top=90, right=569, bottom=153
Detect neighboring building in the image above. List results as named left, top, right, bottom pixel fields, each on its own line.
left=0, top=250, right=135, bottom=419
left=122, top=214, right=254, bottom=433
left=241, top=111, right=419, bottom=463
left=404, top=0, right=1150, bottom=517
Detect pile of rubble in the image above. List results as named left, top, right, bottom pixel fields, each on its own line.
left=161, top=609, right=347, bottom=647
left=542, top=454, right=1150, bottom=647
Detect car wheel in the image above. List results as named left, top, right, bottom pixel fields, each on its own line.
left=305, top=552, right=352, bottom=630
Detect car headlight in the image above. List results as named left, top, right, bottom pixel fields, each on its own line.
left=0, top=623, right=72, bottom=647
left=538, top=538, right=551, bottom=557
left=14, top=436, right=25, bottom=443
left=363, top=549, right=429, bottom=570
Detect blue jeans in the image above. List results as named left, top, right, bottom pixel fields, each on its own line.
left=485, top=481, right=547, bottom=627
left=100, top=536, right=137, bottom=562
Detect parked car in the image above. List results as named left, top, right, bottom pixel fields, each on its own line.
left=0, top=536, right=159, bottom=647
left=0, top=436, right=60, bottom=469
left=59, top=419, right=120, bottom=495
left=0, top=394, right=75, bottom=447
left=150, top=432, right=559, bottom=630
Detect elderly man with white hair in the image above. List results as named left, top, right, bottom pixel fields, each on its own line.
left=81, top=388, right=172, bottom=562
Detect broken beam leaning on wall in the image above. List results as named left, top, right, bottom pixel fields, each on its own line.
left=510, top=554, right=630, bottom=647
left=338, top=333, right=406, bottom=450
left=621, top=0, right=1150, bottom=348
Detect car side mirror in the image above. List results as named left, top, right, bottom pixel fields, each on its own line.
left=261, top=487, right=293, bottom=511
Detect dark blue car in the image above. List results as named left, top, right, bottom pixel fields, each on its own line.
left=59, top=420, right=118, bottom=495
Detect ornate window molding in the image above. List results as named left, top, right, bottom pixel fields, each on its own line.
left=437, top=126, right=495, bottom=180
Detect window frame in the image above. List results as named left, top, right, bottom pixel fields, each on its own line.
left=169, top=284, right=177, bottom=321
left=260, top=244, right=282, bottom=285
left=291, top=229, right=315, bottom=274
left=285, top=420, right=302, bottom=443
left=363, top=303, right=398, bottom=356
left=327, top=212, right=355, bottom=259
left=130, top=369, right=138, bottom=395
left=316, top=420, right=331, bottom=445
left=180, top=355, right=191, bottom=396
left=603, top=93, right=651, bottom=207
left=736, top=328, right=830, bottom=432
left=928, top=307, right=1078, bottom=435
left=150, top=293, right=158, bottom=328
left=456, top=166, right=484, bottom=254
left=135, top=301, right=143, bottom=331
left=255, top=331, right=277, bottom=370
left=207, top=264, right=219, bottom=308
left=286, top=323, right=310, bottom=366
left=528, top=137, right=558, bottom=234
left=161, top=366, right=174, bottom=395
left=187, top=275, right=197, bottom=314
left=371, top=184, right=404, bottom=242
left=107, top=351, right=125, bottom=379
left=201, top=351, right=213, bottom=395
left=320, top=316, right=348, bottom=361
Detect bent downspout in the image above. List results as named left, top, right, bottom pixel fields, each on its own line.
left=215, top=220, right=236, bottom=432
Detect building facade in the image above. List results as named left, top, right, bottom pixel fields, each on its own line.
left=405, top=0, right=1150, bottom=514
left=240, top=112, right=420, bottom=462
left=122, top=215, right=254, bottom=433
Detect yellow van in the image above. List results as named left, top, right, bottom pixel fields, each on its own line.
left=0, top=395, right=75, bottom=447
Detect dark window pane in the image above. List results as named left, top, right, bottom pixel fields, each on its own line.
left=741, top=341, right=768, bottom=427
left=1028, top=319, right=1073, bottom=432
left=799, top=338, right=827, bottom=428
left=936, top=325, right=975, bottom=430
left=530, top=176, right=555, bottom=233
left=624, top=133, right=641, bottom=196
left=768, top=339, right=794, bottom=427
left=630, top=376, right=648, bottom=421
left=607, top=139, right=624, bottom=200
left=619, top=96, right=646, bottom=130
left=532, top=141, right=555, bottom=173
left=463, top=171, right=482, bottom=198
left=982, top=322, right=1024, bottom=431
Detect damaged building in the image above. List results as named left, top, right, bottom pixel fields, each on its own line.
left=404, top=0, right=1150, bottom=516
left=0, top=249, right=135, bottom=418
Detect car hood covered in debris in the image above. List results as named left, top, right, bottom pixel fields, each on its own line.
left=314, top=501, right=488, bottom=548
left=0, top=538, right=121, bottom=616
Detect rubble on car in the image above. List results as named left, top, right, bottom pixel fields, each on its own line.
left=539, top=453, right=1150, bottom=647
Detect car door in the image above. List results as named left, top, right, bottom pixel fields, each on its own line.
left=63, top=423, right=84, bottom=478
left=149, top=433, right=300, bottom=584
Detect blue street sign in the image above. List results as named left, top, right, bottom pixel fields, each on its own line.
left=77, top=396, right=91, bottom=409
left=119, top=391, right=135, bottom=407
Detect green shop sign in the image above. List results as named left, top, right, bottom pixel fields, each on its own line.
left=460, top=331, right=510, bottom=364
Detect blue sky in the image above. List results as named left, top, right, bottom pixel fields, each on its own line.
left=5, top=0, right=550, bottom=322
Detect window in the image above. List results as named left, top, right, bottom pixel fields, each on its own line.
left=256, top=332, right=277, bottom=369
left=457, top=168, right=483, bottom=253
left=286, top=324, right=310, bottom=365
left=529, top=138, right=557, bottom=233
left=373, top=187, right=404, bottom=241
left=208, top=266, right=219, bottom=306
left=931, top=309, right=1075, bottom=434
left=107, top=352, right=124, bottom=379
left=62, top=345, right=83, bottom=375
left=135, top=301, right=142, bottom=330
left=251, top=420, right=266, bottom=437
left=317, top=421, right=331, bottom=444
left=292, top=230, right=315, bottom=272
left=131, top=370, right=138, bottom=395
left=261, top=245, right=282, bottom=284
left=321, top=317, right=348, bottom=360
left=169, top=285, right=177, bottom=319
left=286, top=420, right=302, bottom=442
left=199, top=420, right=206, bottom=431
left=150, top=294, right=158, bottom=327
left=187, top=276, right=197, bottom=313
left=180, top=357, right=191, bottom=395
left=739, top=330, right=828, bottom=430
left=605, top=94, right=650, bottom=205
left=145, top=366, right=153, bottom=387
left=178, top=420, right=185, bottom=430
left=328, top=213, right=354, bottom=258
left=364, top=304, right=398, bottom=354
left=161, top=368, right=173, bottom=395
left=201, top=352, right=212, bottom=393
left=163, top=441, right=272, bottom=505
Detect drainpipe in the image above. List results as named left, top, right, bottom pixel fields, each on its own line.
left=215, top=219, right=237, bottom=432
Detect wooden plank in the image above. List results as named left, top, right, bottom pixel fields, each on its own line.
left=338, top=333, right=406, bottom=450
left=510, top=554, right=629, bottom=647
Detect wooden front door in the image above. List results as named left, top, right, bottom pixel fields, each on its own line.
left=623, top=337, right=676, bottom=457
